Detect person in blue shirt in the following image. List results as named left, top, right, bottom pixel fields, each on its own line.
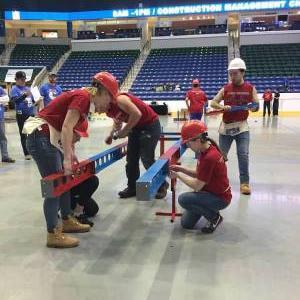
left=39, top=73, right=62, bottom=108
left=10, top=71, right=35, bottom=160
left=0, top=86, right=15, bottom=163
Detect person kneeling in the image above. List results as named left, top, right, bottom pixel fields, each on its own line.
left=169, top=121, right=232, bottom=233
left=71, top=175, right=100, bottom=226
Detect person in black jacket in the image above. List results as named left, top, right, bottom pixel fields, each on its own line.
left=273, top=89, right=280, bottom=116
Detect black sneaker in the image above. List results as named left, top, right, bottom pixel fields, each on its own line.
left=75, top=214, right=94, bottom=227
left=155, top=182, right=170, bottom=199
left=118, top=187, right=136, bottom=198
left=2, top=157, right=15, bottom=163
left=201, top=214, right=223, bottom=234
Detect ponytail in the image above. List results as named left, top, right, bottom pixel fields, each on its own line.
left=200, top=135, right=228, bottom=162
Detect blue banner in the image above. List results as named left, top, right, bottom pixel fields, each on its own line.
left=5, top=1, right=300, bottom=21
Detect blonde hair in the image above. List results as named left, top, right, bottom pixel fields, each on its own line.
left=84, top=81, right=108, bottom=97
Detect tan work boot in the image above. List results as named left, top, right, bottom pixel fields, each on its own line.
left=240, top=183, right=251, bottom=195
left=62, top=216, right=91, bottom=233
left=47, top=226, right=79, bottom=248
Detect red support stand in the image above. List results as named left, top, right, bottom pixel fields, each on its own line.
left=155, top=177, right=182, bottom=222
left=160, top=136, right=165, bottom=157
left=155, top=147, right=183, bottom=223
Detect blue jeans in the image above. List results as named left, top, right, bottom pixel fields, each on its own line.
left=178, top=192, right=228, bottom=229
left=0, top=120, right=9, bottom=159
left=26, top=130, right=71, bottom=232
left=190, top=112, right=203, bottom=120
left=219, top=131, right=250, bottom=184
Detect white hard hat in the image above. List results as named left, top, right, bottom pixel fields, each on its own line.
left=228, top=58, right=246, bottom=70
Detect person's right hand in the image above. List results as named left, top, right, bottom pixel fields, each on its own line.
left=169, top=170, right=178, bottom=180
left=169, top=165, right=183, bottom=172
left=25, top=90, right=32, bottom=97
left=223, top=105, right=231, bottom=111
left=105, top=135, right=113, bottom=145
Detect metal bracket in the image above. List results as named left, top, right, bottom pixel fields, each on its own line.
left=41, top=142, right=128, bottom=198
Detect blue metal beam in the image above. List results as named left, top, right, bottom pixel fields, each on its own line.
left=136, top=139, right=186, bottom=201
left=90, top=142, right=127, bottom=173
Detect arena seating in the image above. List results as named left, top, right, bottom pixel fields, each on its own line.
left=77, top=29, right=141, bottom=39
left=130, top=46, right=228, bottom=100
left=57, top=50, right=140, bottom=90
left=154, top=25, right=227, bottom=36
left=240, top=43, right=300, bottom=92
left=9, top=44, right=69, bottom=70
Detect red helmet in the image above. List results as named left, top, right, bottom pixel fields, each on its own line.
left=92, top=71, right=119, bottom=98
left=181, top=120, right=207, bottom=144
left=74, top=119, right=88, bottom=138
left=192, top=79, right=200, bottom=85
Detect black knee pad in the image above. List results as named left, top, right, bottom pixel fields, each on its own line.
left=89, top=176, right=99, bottom=193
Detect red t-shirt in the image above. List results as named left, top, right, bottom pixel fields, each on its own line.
left=186, top=88, right=207, bottom=113
left=263, top=91, right=272, bottom=102
left=223, top=82, right=254, bottom=123
left=196, top=145, right=232, bottom=204
left=38, top=89, right=90, bottom=132
left=107, top=92, right=158, bottom=128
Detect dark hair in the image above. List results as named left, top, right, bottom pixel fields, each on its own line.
left=200, top=134, right=228, bottom=162
left=15, top=71, right=26, bottom=80
left=192, top=83, right=199, bottom=88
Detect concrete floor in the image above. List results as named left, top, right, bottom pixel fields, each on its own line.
left=0, top=114, right=300, bottom=300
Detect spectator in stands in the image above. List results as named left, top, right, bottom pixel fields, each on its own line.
left=185, top=79, right=207, bottom=120
left=39, top=73, right=62, bottom=109
left=23, top=72, right=114, bottom=248
left=100, top=72, right=169, bottom=199
left=154, top=84, right=164, bottom=92
left=10, top=71, right=35, bottom=160
left=166, top=82, right=175, bottom=91
left=0, top=87, right=15, bottom=163
left=273, top=89, right=280, bottom=116
left=169, top=121, right=231, bottom=233
left=262, top=88, right=272, bottom=117
left=175, top=84, right=181, bottom=91
left=210, top=58, right=259, bottom=196
left=283, top=77, right=290, bottom=92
